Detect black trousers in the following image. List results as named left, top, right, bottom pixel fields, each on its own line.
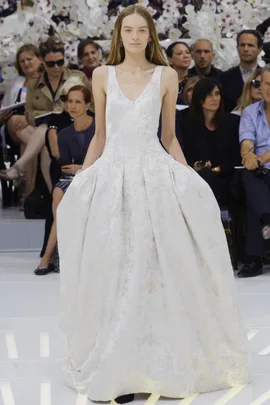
left=198, top=168, right=232, bottom=208
left=242, top=169, right=270, bottom=258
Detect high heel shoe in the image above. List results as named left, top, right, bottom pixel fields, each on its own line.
left=0, top=163, right=25, bottom=187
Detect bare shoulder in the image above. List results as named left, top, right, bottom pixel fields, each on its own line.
left=92, top=65, right=108, bottom=79
left=162, top=66, right=177, bottom=80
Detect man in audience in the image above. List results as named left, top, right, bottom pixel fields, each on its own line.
left=219, top=29, right=263, bottom=112
left=238, top=64, right=270, bottom=278
left=189, top=39, right=221, bottom=78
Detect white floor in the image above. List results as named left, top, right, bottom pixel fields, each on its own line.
left=1, top=253, right=270, bottom=405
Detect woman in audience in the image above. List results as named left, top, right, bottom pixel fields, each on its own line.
left=0, top=38, right=91, bottom=195
left=181, top=78, right=241, bottom=208
left=0, top=44, right=41, bottom=195
left=77, top=38, right=103, bottom=84
left=166, top=41, right=192, bottom=104
left=233, top=68, right=262, bottom=116
left=35, top=85, right=95, bottom=275
left=40, top=76, right=85, bottom=257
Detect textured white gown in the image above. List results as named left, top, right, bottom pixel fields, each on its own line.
left=57, top=65, right=251, bottom=401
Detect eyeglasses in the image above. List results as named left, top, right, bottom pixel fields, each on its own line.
left=44, top=59, right=65, bottom=68
left=251, top=79, right=261, bottom=89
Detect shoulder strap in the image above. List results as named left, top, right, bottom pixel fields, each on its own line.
left=106, top=65, right=117, bottom=94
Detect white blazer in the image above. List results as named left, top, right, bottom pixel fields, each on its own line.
left=1, top=76, right=26, bottom=108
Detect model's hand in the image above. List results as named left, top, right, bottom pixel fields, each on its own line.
left=242, top=152, right=260, bottom=171
left=61, top=164, right=82, bottom=175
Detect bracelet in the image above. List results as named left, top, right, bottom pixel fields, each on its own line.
left=48, top=125, right=58, bottom=130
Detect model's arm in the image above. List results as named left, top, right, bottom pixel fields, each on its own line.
left=161, top=67, right=188, bottom=166
left=81, top=66, right=107, bottom=170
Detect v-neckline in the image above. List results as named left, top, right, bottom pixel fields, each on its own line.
left=114, top=66, right=157, bottom=102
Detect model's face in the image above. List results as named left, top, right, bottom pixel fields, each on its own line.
left=237, top=34, right=261, bottom=64
left=202, top=86, right=221, bottom=112
left=43, top=52, right=65, bottom=78
left=250, top=74, right=262, bottom=102
left=121, top=13, right=151, bottom=54
left=19, top=51, right=40, bottom=77
left=169, top=44, right=191, bottom=70
left=82, top=44, right=100, bottom=69
left=67, top=90, right=89, bottom=118
left=261, top=71, right=270, bottom=104
left=192, top=40, right=214, bottom=70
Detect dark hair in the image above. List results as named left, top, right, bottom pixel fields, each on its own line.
left=77, top=38, right=103, bottom=61
left=189, top=78, right=224, bottom=126
left=237, top=30, right=263, bottom=49
left=67, top=85, right=92, bottom=104
left=16, top=44, right=41, bottom=76
left=39, top=38, right=65, bottom=59
left=166, top=41, right=191, bottom=58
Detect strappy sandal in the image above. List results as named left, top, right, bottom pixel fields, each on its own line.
left=0, top=163, right=25, bottom=187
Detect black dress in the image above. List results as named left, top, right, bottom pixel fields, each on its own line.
left=181, top=112, right=241, bottom=207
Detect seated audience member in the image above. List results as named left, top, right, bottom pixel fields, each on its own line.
left=35, top=85, right=95, bottom=275
left=157, top=76, right=201, bottom=148
left=233, top=68, right=262, bottom=116
left=0, top=38, right=91, bottom=193
left=181, top=78, right=241, bottom=208
left=40, top=76, right=85, bottom=259
left=219, top=30, right=263, bottom=112
left=77, top=38, right=103, bottom=84
left=189, top=39, right=221, bottom=78
left=238, top=64, right=270, bottom=278
left=166, top=41, right=192, bottom=104
left=0, top=44, right=41, bottom=196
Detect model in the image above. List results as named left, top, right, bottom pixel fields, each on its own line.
left=57, top=5, right=251, bottom=403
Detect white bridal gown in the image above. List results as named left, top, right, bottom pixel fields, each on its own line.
left=57, top=65, right=251, bottom=401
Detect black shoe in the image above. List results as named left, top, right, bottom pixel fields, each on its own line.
left=237, top=262, right=263, bottom=278
left=34, top=263, right=55, bottom=276
left=115, top=394, right=135, bottom=404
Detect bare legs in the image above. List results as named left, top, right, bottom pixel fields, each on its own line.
left=1, top=124, right=49, bottom=193
left=7, top=116, right=37, bottom=196
left=35, top=187, right=64, bottom=272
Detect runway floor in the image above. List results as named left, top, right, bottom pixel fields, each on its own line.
left=1, top=252, right=270, bottom=405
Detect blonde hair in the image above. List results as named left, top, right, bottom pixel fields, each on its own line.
left=234, top=67, right=262, bottom=112
left=106, top=5, right=168, bottom=66
left=183, top=76, right=201, bottom=104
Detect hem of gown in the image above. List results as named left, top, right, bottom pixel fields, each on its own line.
left=63, top=369, right=251, bottom=402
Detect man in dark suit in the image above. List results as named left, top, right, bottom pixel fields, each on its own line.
left=219, top=29, right=263, bottom=112
left=189, top=39, right=221, bottom=78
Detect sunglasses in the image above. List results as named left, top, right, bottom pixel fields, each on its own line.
left=44, top=59, right=65, bottom=68
left=251, top=79, right=261, bottom=89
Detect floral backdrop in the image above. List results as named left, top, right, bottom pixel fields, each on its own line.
left=1, top=0, right=270, bottom=88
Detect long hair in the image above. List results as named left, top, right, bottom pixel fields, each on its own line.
left=107, top=5, right=167, bottom=66
left=189, top=78, right=224, bottom=127
left=234, top=68, right=262, bottom=112
left=183, top=76, right=201, bottom=105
